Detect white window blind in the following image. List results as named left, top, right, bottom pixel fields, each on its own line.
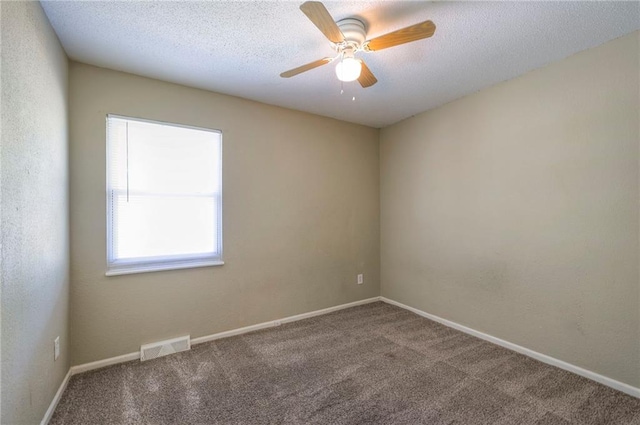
left=106, top=115, right=223, bottom=275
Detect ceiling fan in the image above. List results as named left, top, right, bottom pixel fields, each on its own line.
left=280, top=1, right=436, bottom=88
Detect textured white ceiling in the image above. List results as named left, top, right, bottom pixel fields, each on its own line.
left=42, top=1, right=639, bottom=128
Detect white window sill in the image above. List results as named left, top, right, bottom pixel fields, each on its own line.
left=105, top=259, right=224, bottom=276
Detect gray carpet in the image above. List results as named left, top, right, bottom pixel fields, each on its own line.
left=51, top=302, right=640, bottom=424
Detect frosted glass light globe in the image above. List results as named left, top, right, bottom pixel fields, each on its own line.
left=335, top=58, right=362, bottom=82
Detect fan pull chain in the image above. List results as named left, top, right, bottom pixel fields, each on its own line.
left=338, top=80, right=355, bottom=102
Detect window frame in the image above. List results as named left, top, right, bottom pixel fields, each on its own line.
left=105, top=114, right=223, bottom=276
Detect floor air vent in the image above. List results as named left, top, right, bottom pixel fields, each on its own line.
left=141, top=335, right=191, bottom=361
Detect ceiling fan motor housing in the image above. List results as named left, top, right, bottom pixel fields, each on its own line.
left=337, top=18, right=366, bottom=47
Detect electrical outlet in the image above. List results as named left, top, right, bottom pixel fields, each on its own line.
left=54, top=336, right=60, bottom=361
left=357, top=274, right=364, bottom=285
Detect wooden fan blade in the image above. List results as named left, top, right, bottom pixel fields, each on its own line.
left=300, top=1, right=344, bottom=44
left=358, top=60, right=377, bottom=88
left=280, top=57, right=333, bottom=78
left=366, top=20, right=436, bottom=51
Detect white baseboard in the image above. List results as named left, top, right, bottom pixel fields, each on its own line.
left=69, top=296, right=382, bottom=376
left=191, top=296, right=381, bottom=345
left=380, top=296, right=640, bottom=399
left=70, top=351, right=140, bottom=375
left=41, top=369, right=71, bottom=425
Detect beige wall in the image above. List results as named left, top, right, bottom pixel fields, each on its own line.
left=68, top=62, right=380, bottom=365
left=1, top=2, right=70, bottom=423
left=381, top=32, right=640, bottom=387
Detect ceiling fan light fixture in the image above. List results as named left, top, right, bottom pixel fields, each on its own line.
left=281, top=2, right=436, bottom=88
left=335, top=57, right=362, bottom=82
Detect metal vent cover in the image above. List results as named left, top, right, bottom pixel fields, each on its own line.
left=140, top=335, right=191, bottom=362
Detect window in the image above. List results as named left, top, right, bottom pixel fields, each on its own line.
left=106, top=115, right=223, bottom=276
